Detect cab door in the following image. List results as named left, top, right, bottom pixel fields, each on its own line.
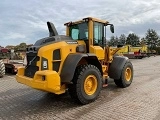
left=90, top=22, right=105, bottom=60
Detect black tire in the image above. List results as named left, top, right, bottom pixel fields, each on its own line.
left=0, top=60, right=5, bottom=78
left=114, top=61, right=133, bottom=88
left=68, top=64, right=102, bottom=105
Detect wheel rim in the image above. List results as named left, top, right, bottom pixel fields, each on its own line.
left=84, top=75, right=98, bottom=95
left=125, top=67, right=132, bottom=81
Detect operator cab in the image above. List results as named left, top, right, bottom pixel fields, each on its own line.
left=65, top=17, right=114, bottom=59
left=68, top=22, right=89, bottom=52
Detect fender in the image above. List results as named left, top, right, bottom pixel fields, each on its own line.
left=108, top=56, right=129, bottom=80
left=60, top=53, right=102, bottom=83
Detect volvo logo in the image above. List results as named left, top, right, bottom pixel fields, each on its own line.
left=66, top=41, right=78, bottom=44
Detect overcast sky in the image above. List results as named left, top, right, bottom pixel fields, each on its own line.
left=0, top=0, right=160, bottom=47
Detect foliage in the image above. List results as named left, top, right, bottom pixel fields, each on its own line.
left=107, top=29, right=160, bottom=53
left=126, top=33, right=140, bottom=46
left=108, top=35, right=119, bottom=46
left=140, top=37, right=147, bottom=46
left=14, top=42, right=27, bottom=52
left=119, top=34, right=126, bottom=45
left=155, top=47, right=160, bottom=55
left=145, top=29, right=160, bottom=50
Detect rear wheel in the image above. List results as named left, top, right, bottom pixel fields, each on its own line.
left=68, top=64, right=102, bottom=104
left=114, top=61, right=133, bottom=88
left=0, top=60, right=5, bottom=78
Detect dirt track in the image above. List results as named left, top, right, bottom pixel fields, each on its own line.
left=0, top=56, right=160, bottom=120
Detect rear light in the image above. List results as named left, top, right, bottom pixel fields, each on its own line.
left=23, top=56, right=27, bottom=66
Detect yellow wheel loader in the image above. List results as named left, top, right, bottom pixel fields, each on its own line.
left=16, top=17, right=133, bottom=104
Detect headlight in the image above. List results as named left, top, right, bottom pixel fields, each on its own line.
left=41, top=57, right=48, bottom=70
left=43, top=61, right=47, bottom=69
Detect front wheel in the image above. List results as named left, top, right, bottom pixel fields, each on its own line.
left=68, top=64, right=102, bottom=104
left=114, top=61, right=133, bottom=88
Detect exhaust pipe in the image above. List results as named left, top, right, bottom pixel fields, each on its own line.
left=47, top=22, right=58, bottom=37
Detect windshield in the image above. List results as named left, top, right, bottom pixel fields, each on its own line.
left=69, top=22, right=88, bottom=40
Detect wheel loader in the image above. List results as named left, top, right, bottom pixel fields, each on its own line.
left=16, top=17, right=133, bottom=104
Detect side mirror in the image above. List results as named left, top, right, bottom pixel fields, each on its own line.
left=110, top=24, right=114, bottom=33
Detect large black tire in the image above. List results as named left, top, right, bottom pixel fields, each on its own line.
left=68, top=64, right=102, bottom=104
left=114, top=61, right=133, bottom=88
left=0, top=60, right=5, bottom=78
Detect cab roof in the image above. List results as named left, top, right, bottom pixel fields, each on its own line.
left=64, top=17, right=109, bottom=26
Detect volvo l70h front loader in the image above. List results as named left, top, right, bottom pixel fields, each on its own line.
left=16, top=17, right=133, bottom=104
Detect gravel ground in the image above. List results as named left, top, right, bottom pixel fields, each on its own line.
left=0, top=56, right=160, bottom=120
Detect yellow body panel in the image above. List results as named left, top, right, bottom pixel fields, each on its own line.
left=16, top=67, right=65, bottom=94
left=130, top=47, right=141, bottom=52
left=113, top=45, right=130, bottom=54
left=16, top=41, right=79, bottom=94
left=112, top=45, right=148, bottom=55
left=77, top=40, right=86, bottom=46
left=141, top=45, right=148, bottom=52
left=90, top=45, right=104, bottom=60
left=38, top=41, right=78, bottom=73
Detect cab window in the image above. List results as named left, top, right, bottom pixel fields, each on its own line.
left=69, top=22, right=88, bottom=40
left=93, top=22, right=104, bottom=46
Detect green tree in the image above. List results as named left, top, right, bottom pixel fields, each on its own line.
left=145, top=29, right=159, bottom=49
left=109, top=36, right=119, bottom=46
left=108, top=35, right=115, bottom=46
left=119, top=34, right=126, bottom=45
left=140, top=37, right=147, bottom=46
left=126, top=33, right=140, bottom=46
left=19, top=42, right=26, bottom=47
left=115, top=36, right=119, bottom=46
left=15, top=43, right=27, bottom=51
left=19, top=43, right=27, bottom=50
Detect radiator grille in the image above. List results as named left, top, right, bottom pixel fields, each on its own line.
left=25, top=53, right=39, bottom=78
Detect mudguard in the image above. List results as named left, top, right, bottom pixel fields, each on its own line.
left=108, top=56, right=129, bottom=80
left=60, top=53, right=102, bottom=83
